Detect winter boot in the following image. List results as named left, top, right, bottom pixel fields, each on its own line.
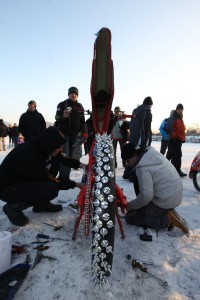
left=178, top=170, right=187, bottom=177
left=32, top=202, right=63, bottom=213
left=167, top=209, right=189, bottom=234
left=3, top=203, right=29, bottom=226
left=67, top=200, right=79, bottom=214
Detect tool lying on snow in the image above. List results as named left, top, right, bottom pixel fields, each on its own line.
left=139, top=227, right=152, bottom=241
left=126, top=255, right=162, bottom=267
left=32, top=240, right=49, bottom=245
left=43, top=222, right=63, bottom=231
left=31, top=251, right=57, bottom=270
left=12, top=245, right=26, bottom=254
left=72, top=132, right=93, bottom=148
left=33, top=245, right=50, bottom=251
left=132, top=259, right=168, bottom=286
left=24, top=254, right=31, bottom=264
left=36, top=233, right=67, bottom=242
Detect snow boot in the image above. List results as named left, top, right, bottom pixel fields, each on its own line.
left=67, top=200, right=79, bottom=214
left=3, top=203, right=29, bottom=226
left=32, top=202, right=63, bottom=213
left=178, top=170, right=187, bottom=177
left=167, top=209, right=189, bottom=234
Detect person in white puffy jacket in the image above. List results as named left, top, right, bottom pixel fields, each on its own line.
left=121, top=144, right=189, bottom=234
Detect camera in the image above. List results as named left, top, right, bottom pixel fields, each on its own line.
left=66, top=107, right=72, bottom=112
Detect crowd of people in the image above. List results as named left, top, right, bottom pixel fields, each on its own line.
left=0, top=89, right=189, bottom=235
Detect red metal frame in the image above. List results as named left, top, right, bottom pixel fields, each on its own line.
left=72, top=28, right=128, bottom=240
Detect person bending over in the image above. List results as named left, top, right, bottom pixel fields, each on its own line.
left=0, top=127, right=85, bottom=226
left=121, top=143, right=189, bottom=234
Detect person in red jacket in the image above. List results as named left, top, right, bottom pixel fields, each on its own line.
left=166, top=103, right=187, bottom=177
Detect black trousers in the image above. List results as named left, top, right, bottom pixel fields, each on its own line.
left=160, top=139, right=173, bottom=161
left=170, top=140, right=182, bottom=172
left=125, top=201, right=169, bottom=229
left=113, top=139, right=126, bottom=165
left=0, top=181, right=59, bottom=206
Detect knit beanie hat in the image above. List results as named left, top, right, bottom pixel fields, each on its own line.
left=114, top=106, right=121, bottom=111
left=39, top=127, right=66, bottom=156
left=121, top=143, right=141, bottom=161
left=143, top=96, right=153, bottom=106
left=68, top=87, right=79, bottom=96
left=176, top=103, right=184, bottom=110
left=28, top=100, right=37, bottom=107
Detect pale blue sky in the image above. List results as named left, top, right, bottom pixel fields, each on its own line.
left=1, top=0, right=200, bottom=131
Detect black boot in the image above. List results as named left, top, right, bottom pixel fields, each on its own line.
left=3, top=203, right=29, bottom=226
left=32, top=202, right=63, bottom=213
left=178, top=170, right=187, bottom=177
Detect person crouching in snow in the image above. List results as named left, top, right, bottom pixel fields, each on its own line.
left=121, top=143, right=189, bottom=234
left=0, top=127, right=86, bottom=226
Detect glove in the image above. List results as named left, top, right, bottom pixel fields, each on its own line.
left=58, top=179, right=76, bottom=190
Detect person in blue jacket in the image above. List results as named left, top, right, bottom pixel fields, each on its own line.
left=159, top=110, right=174, bottom=160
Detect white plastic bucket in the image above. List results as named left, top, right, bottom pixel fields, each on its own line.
left=0, top=231, right=12, bottom=274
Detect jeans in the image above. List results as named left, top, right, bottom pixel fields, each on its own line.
left=125, top=201, right=169, bottom=229
left=59, top=135, right=77, bottom=180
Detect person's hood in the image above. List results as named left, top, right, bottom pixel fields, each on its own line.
left=132, top=104, right=149, bottom=117
left=135, top=146, right=163, bottom=169
left=38, top=127, right=66, bottom=156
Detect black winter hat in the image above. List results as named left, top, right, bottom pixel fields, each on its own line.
left=68, top=87, right=79, bottom=96
left=176, top=103, right=184, bottom=110
left=121, top=143, right=141, bottom=161
left=28, top=100, right=37, bottom=107
left=39, top=127, right=66, bottom=156
left=143, top=96, right=153, bottom=106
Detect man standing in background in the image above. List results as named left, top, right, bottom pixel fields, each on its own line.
left=123, top=96, right=153, bottom=181
left=112, top=106, right=129, bottom=168
left=166, top=103, right=187, bottom=177
left=54, top=87, right=88, bottom=180
left=129, top=96, right=153, bottom=150
left=0, top=119, right=9, bottom=151
left=19, top=100, right=46, bottom=141
left=159, top=110, right=174, bottom=161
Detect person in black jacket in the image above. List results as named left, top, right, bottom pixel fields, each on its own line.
left=54, top=87, right=88, bottom=180
left=0, top=127, right=85, bottom=226
left=0, top=119, right=9, bottom=151
left=10, top=123, right=19, bottom=147
left=123, top=97, right=153, bottom=181
left=129, top=96, right=153, bottom=149
left=19, top=100, right=46, bottom=141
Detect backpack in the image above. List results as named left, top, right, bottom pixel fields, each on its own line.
left=163, top=118, right=169, bottom=133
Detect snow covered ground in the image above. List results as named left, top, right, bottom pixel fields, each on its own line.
left=0, top=141, right=200, bottom=300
